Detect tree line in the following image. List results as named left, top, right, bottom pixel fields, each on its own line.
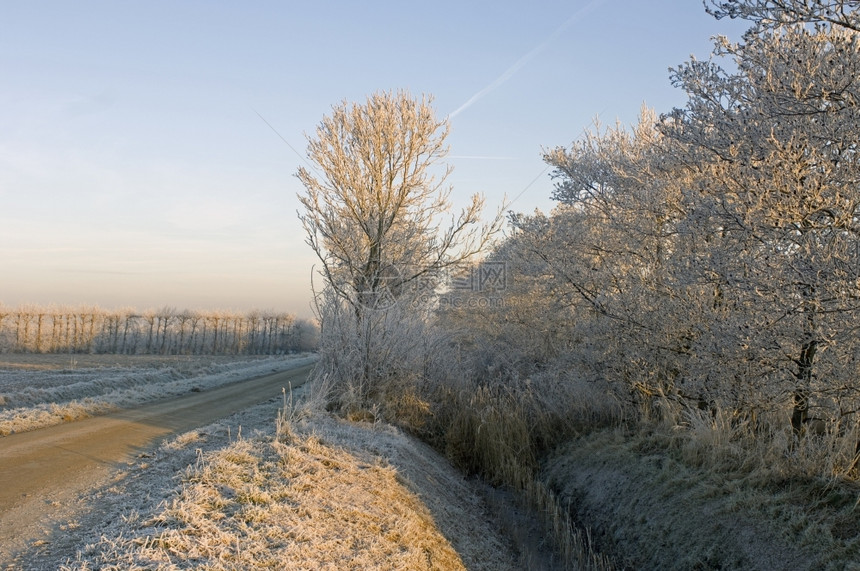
left=297, top=0, right=860, bottom=490
left=436, top=1, right=860, bottom=442
left=293, top=2, right=860, bottom=565
left=0, top=305, right=319, bottom=355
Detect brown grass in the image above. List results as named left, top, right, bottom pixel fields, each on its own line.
left=63, top=428, right=467, bottom=569
left=416, top=375, right=618, bottom=571
left=308, top=338, right=860, bottom=570
left=542, top=415, right=860, bottom=570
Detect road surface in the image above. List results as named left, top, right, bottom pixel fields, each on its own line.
left=0, top=363, right=314, bottom=563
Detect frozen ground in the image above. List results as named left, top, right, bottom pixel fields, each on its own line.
left=0, top=354, right=568, bottom=569
left=0, top=354, right=317, bottom=435
left=9, top=382, right=558, bottom=570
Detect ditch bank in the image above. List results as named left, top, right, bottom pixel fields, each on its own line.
left=542, top=429, right=859, bottom=570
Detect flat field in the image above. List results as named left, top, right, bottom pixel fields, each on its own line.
left=0, top=353, right=248, bottom=371
left=0, top=353, right=316, bottom=435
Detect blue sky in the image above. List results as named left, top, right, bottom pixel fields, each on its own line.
left=0, top=1, right=749, bottom=318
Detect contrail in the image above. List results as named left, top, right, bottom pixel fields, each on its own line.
left=252, top=108, right=319, bottom=173
left=448, top=155, right=516, bottom=160
left=507, top=105, right=608, bottom=209
left=449, top=0, right=606, bottom=119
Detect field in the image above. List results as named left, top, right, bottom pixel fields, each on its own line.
left=0, top=354, right=245, bottom=370
left=0, top=354, right=316, bottom=435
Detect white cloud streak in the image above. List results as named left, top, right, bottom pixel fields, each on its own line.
left=448, top=155, right=517, bottom=160
left=449, top=0, right=607, bottom=119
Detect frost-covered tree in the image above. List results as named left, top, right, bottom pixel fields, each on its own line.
left=433, top=108, right=704, bottom=420
left=536, top=111, right=714, bottom=414
left=297, top=90, right=501, bottom=408
left=664, top=8, right=860, bottom=432
left=298, top=90, right=497, bottom=317
left=706, top=0, right=860, bottom=31
left=463, top=2, right=860, bottom=441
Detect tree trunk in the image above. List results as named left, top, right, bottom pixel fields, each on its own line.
left=791, top=339, right=817, bottom=436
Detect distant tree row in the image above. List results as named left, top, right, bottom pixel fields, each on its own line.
left=0, top=305, right=319, bottom=355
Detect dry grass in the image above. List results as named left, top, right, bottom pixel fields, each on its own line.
left=542, top=420, right=860, bottom=570
left=8, top=368, right=527, bottom=570
left=430, top=361, right=860, bottom=570
left=300, top=415, right=521, bottom=570
left=0, top=400, right=118, bottom=436
left=0, top=354, right=242, bottom=371
left=56, top=390, right=525, bottom=571
left=417, top=373, right=618, bottom=571
left=304, top=338, right=860, bottom=570
left=521, top=477, right=614, bottom=571
left=671, top=407, right=860, bottom=484
left=399, top=360, right=860, bottom=570
left=62, top=429, right=467, bottom=569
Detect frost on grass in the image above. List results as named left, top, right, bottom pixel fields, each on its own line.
left=63, top=431, right=466, bottom=570
left=0, top=355, right=316, bottom=436
left=161, top=428, right=210, bottom=452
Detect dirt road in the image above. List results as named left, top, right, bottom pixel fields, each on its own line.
left=0, top=363, right=314, bottom=564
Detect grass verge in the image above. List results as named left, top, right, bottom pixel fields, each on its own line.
left=543, top=425, right=860, bottom=570
left=59, top=405, right=521, bottom=570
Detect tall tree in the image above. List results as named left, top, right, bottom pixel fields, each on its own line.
left=297, top=90, right=498, bottom=316
left=297, top=90, right=501, bottom=407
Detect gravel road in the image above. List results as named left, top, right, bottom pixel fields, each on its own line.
left=0, top=363, right=313, bottom=565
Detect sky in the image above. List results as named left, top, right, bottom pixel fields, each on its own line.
left=0, top=1, right=751, bottom=318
